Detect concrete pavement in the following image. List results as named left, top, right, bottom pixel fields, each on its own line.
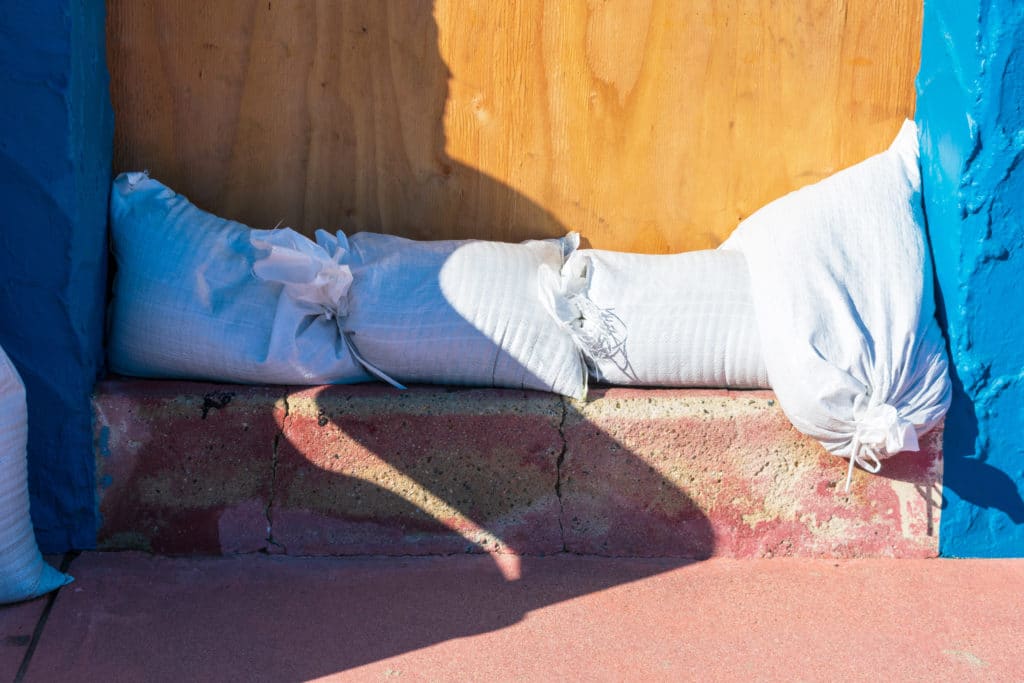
left=3, top=552, right=1021, bottom=681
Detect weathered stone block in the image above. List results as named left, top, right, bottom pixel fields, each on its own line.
left=273, top=385, right=564, bottom=555
left=561, top=388, right=941, bottom=558
left=94, top=382, right=942, bottom=558
left=94, top=381, right=279, bottom=554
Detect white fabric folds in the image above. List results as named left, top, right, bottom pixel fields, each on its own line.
left=0, top=344, right=72, bottom=604
left=339, top=231, right=587, bottom=399
left=250, top=229, right=353, bottom=322
left=108, top=173, right=369, bottom=385
left=540, top=249, right=769, bottom=388
left=720, top=121, right=951, bottom=489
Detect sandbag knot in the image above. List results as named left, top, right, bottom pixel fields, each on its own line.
left=844, top=397, right=919, bottom=492
left=251, top=228, right=353, bottom=320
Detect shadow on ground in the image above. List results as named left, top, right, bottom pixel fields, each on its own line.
left=25, top=553, right=696, bottom=681
left=91, top=2, right=713, bottom=676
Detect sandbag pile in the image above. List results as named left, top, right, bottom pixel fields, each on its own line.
left=109, top=173, right=765, bottom=399
left=108, top=173, right=588, bottom=398
left=108, top=120, right=951, bottom=487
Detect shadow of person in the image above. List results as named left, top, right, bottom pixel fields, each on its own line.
left=266, top=2, right=713, bottom=674
left=269, top=383, right=714, bottom=676
left=212, top=0, right=575, bottom=246
left=106, top=1, right=714, bottom=677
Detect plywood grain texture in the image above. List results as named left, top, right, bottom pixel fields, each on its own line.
left=107, top=0, right=922, bottom=252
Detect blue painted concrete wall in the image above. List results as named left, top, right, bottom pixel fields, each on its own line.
left=0, top=0, right=113, bottom=551
left=917, top=0, right=1024, bottom=556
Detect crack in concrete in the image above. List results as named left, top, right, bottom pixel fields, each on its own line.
left=14, top=552, right=78, bottom=682
left=264, top=392, right=290, bottom=554
left=555, top=397, right=569, bottom=553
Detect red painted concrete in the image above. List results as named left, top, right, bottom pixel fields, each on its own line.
left=23, top=553, right=1024, bottom=681
left=273, top=385, right=564, bottom=555
left=94, top=381, right=280, bottom=554
left=563, top=388, right=942, bottom=558
left=93, top=381, right=941, bottom=558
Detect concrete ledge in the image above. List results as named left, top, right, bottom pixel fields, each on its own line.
left=275, top=386, right=564, bottom=555
left=93, top=381, right=942, bottom=558
left=563, top=390, right=941, bottom=558
left=94, top=382, right=279, bottom=554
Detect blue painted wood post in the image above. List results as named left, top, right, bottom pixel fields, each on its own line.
left=917, top=0, right=1024, bottom=555
left=0, top=0, right=113, bottom=551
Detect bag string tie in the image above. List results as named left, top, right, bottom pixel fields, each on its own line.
left=251, top=229, right=405, bottom=390
left=538, top=258, right=627, bottom=363
left=845, top=399, right=918, bottom=492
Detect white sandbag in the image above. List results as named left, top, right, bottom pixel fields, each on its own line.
left=540, top=249, right=769, bottom=388
left=0, top=344, right=72, bottom=603
left=720, top=120, right=951, bottom=489
left=108, top=173, right=370, bottom=385
left=337, top=231, right=586, bottom=399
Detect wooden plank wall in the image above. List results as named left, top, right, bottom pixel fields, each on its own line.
left=107, top=0, right=922, bottom=253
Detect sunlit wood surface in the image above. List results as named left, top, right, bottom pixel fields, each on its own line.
left=107, top=0, right=922, bottom=252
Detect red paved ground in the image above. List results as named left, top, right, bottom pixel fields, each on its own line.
left=0, top=596, right=44, bottom=682
left=3, top=552, right=1021, bottom=681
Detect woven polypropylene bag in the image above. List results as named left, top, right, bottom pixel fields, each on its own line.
left=108, top=173, right=369, bottom=385
left=720, top=121, right=951, bottom=488
left=0, top=344, right=72, bottom=603
left=339, top=231, right=586, bottom=399
left=541, top=248, right=768, bottom=388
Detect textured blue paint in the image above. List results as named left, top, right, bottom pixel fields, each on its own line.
left=917, top=0, right=1024, bottom=556
left=0, top=0, right=113, bottom=551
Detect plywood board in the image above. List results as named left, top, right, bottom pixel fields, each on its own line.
left=107, top=0, right=922, bottom=252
